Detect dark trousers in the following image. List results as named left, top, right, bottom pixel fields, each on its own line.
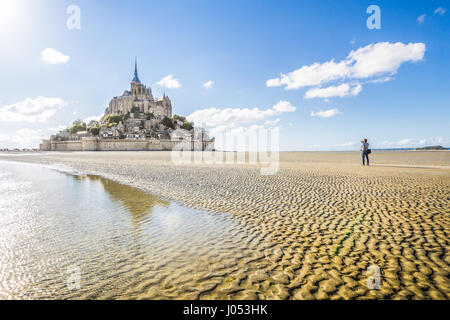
left=362, top=151, right=369, bottom=166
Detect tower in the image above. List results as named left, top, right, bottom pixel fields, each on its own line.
left=131, top=57, right=142, bottom=96
left=132, top=57, right=140, bottom=83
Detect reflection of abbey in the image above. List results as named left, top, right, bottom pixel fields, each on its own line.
left=40, top=60, right=214, bottom=152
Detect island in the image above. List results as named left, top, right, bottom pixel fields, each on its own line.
left=40, top=60, right=214, bottom=152
left=414, top=145, right=446, bottom=151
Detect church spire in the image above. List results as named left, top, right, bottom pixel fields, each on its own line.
left=132, top=57, right=140, bottom=83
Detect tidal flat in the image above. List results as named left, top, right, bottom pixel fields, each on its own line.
left=0, top=151, right=449, bottom=299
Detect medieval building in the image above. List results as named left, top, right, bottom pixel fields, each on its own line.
left=104, top=59, right=172, bottom=119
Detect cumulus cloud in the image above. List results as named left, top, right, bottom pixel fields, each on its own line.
left=272, top=100, right=296, bottom=112
left=266, top=60, right=349, bottom=89
left=0, top=97, right=68, bottom=123
left=203, top=80, right=214, bottom=89
left=266, top=42, right=425, bottom=91
left=367, top=76, right=393, bottom=84
left=378, top=137, right=447, bottom=148
left=0, top=125, right=73, bottom=149
left=264, top=118, right=280, bottom=126
left=379, top=138, right=413, bottom=148
left=310, top=108, right=341, bottom=118
left=41, top=48, right=70, bottom=64
left=187, top=100, right=295, bottom=129
left=83, top=113, right=103, bottom=124
left=417, top=14, right=426, bottom=24
left=0, top=129, right=43, bottom=149
left=433, top=137, right=443, bottom=144
left=157, top=74, right=181, bottom=89
left=434, top=7, right=446, bottom=15
left=47, top=124, right=68, bottom=132
left=305, top=83, right=362, bottom=99
left=335, top=141, right=357, bottom=147
left=418, top=139, right=427, bottom=146
left=309, top=141, right=358, bottom=150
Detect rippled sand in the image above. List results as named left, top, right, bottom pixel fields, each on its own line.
left=2, top=151, right=449, bottom=299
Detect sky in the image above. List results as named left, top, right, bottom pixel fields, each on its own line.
left=0, top=0, right=449, bottom=150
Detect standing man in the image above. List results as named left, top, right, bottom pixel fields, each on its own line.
left=361, top=138, right=370, bottom=166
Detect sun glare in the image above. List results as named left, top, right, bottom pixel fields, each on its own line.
left=0, top=0, right=20, bottom=27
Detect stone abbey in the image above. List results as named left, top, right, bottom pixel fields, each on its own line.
left=40, top=60, right=214, bottom=152
left=104, top=59, right=173, bottom=120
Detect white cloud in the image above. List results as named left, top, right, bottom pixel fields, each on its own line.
left=310, top=108, right=341, bottom=118
left=351, top=84, right=363, bottom=95
left=187, top=100, right=295, bottom=129
left=379, top=137, right=449, bottom=148
left=47, top=125, right=68, bottom=132
left=249, top=124, right=264, bottom=131
left=368, top=76, right=393, bottom=84
left=379, top=139, right=412, bottom=148
left=418, top=139, right=426, bottom=146
left=41, top=48, right=70, bottom=64
left=272, top=100, right=296, bottom=112
left=417, top=14, right=426, bottom=24
left=83, top=113, right=103, bottom=124
left=433, top=137, right=443, bottom=144
left=203, top=80, right=214, bottom=89
left=0, top=126, right=70, bottom=149
left=157, top=74, right=181, bottom=89
left=264, top=118, right=280, bottom=126
left=188, top=107, right=273, bottom=128
left=0, top=97, right=68, bottom=122
left=348, top=42, right=425, bottom=78
left=305, top=83, right=362, bottom=99
left=398, top=138, right=412, bottom=145
left=335, top=141, right=357, bottom=147
left=0, top=128, right=44, bottom=149
left=266, top=42, right=425, bottom=90
left=267, top=60, right=349, bottom=89
left=434, top=7, right=446, bottom=15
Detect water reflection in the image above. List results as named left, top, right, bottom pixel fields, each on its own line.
left=0, top=161, right=247, bottom=300
left=73, top=174, right=169, bottom=222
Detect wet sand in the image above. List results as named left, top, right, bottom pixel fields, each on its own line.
left=1, top=151, right=449, bottom=299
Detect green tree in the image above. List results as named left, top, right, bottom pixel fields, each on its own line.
left=104, top=114, right=123, bottom=124
left=89, top=127, right=100, bottom=136
left=69, top=124, right=86, bottom=134
left=162, top=116, right=175, bottom=129
left=181, top=121, right=193, bottom=131
left=173, top=114, right=186, bottom=122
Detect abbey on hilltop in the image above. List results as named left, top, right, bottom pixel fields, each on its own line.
left=104, top=59, right=172, bottom=120
left=40, top=59, right=214, bottom=152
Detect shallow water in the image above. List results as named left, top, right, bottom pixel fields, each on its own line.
left=0, top=161, right=249, bottom=299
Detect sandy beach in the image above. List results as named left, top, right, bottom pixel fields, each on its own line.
left=1, top=151, right=449, bottom=299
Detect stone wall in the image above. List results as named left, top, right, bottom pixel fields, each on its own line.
left=40, top=137, right=214, bottom=152
left=50, top=140, right=83, bottom=151
left=97, top=139, right=161, bottom=151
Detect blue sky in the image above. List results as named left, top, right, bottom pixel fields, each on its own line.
left=0, top=0, right=448, bottom=150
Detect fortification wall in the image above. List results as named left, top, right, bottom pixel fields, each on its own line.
left=51, top=140, right=83, bottom=151
left=39, top=137, right=213, bottom=151
left=97, top=139, right=162, bottom=151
